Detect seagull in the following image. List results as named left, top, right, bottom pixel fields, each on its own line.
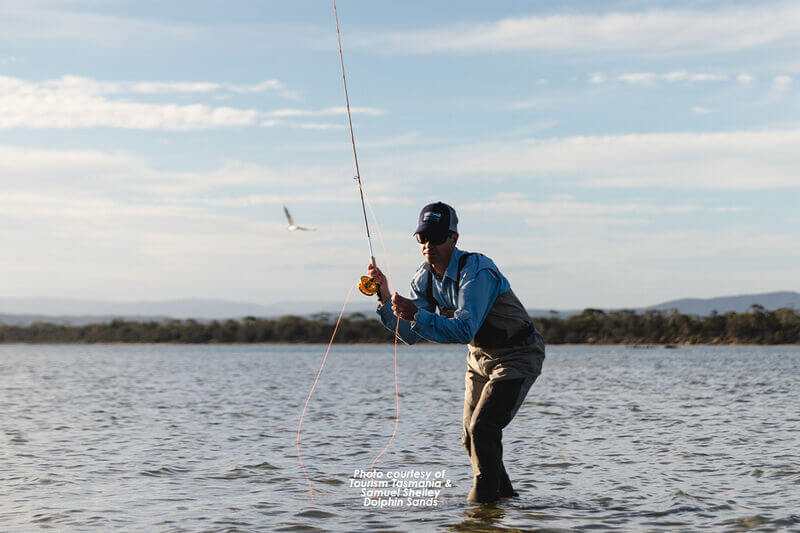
left=283, top=204, right=316, bottom=232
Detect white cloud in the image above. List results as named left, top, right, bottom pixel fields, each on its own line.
left=468, top=226, right=800, bottom=309
left=692, top=106, right=714, bottom=114
left=362, top=4, right=800, bottom=55
left=259, top=118, right=346, bottom=130
left=737, top=73, right=755, bottom=83
left=263, top=106, right=385, bottom=118
left=128, top=81, right=222, bottom=94
left=615, top=71, right=729, bottom=84
left=399, top=129, right=800, bottom=190
left=127, top=80, right=301, bottom=100
left=0, top=143, right=791, bottom=307
left=0, top=189, right=371, bottom=301
left=292, top=131, right=436, bottom=152
left=773, top=75, right=793, bottom=87
left=1, top=94, right=258, bottom=130
left=224, top=80, right=302, bottom=100
left=0, top=145, right=435, bottom=303
left=0, top=75, right=381, bottom=130
left=0, top=145, right=138, bottom=175
left=16, top=74, right=302, bottom=100
left=0, top=2, right=197, bottom=43
left=0, top=145, right=413, bottom=226
left=0, top=145, right=348, bottom=198
left=690, top=73, right=729, bottom=82
left=184, top=192, right=409, bottom=208
left=618, top=72, right=657, bottom=84
left=462, top=200, right=706, bottom=224
left=589, top=73, right=606, bottom=84
left=0, top=75, right=255, bottom=130
left=0, top=143, right=391, bottom=300
left=661, top=71, right=689, bottom=82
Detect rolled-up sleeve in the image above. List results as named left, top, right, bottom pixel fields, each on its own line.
left=410, top=269, right=502, bottom=344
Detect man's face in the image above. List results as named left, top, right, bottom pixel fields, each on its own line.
left=416, top=231, right=457, bottom=265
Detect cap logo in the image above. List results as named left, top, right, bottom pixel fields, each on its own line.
left=423, top=211, right=441, bottom=223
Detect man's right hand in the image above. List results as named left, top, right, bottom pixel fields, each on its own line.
left=367, top=263, right=391, bottom=304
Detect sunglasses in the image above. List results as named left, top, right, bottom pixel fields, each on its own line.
left=415, top=232, right=451, bottom=245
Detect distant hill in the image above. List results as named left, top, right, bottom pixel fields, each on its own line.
left=0, top=297, right=379, bottom=326
left=0, top=313, right=171, bottom=327
left=645, top=291, right=800, bottom=316
left=528, top=291, right=800, bottom=318
left=0, top=297, right=277, bottom=319
left=0, top=291, right=797, bottom=326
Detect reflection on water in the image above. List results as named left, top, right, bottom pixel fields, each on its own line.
left=449, top=504, right=506, bottom=532
left=1, top=344, right=799, bottom=531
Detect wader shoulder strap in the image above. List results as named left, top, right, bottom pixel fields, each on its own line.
left=426, top=252, right=475, bottom=313
left=423, top=252, right=535, bottom=348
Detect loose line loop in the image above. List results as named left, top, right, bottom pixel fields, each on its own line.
left=296, top=1, right=404, bottom=504
left=296, top=281, right=359, bottom=503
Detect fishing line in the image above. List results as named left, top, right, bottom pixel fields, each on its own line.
left=361, top=189, right=401, bottom=471
left=295, top=262, right=400, bottom=502
left=296, top=2, right=403, bottom=504
left=295, top=268, right=400, bottom=502
left=296, top=280, right=358, bottom=504
left=332, top=0, right=402, bottom=474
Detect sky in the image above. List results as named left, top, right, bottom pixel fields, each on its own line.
left=1, top=0, right=798, bottom=310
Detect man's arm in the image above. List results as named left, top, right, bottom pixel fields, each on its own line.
left=371, top=265, right=434, bottom=345
left=410, top=268, right=502, bottom=344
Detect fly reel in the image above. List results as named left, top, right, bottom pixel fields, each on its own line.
left=358, top=276, right=379, bottom=297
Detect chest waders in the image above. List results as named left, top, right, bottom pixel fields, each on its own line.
left=425, top=252, right=537, bottom=349
left=426, top=252, right=544, bottom=502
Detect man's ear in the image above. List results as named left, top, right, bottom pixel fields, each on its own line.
left=451, top=232, right=459, bottom=247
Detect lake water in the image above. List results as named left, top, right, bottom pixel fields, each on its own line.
left=1, top=344, right=799, bottom=531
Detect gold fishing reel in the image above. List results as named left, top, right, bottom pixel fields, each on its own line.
left=358, top=276, right=379, bottom=296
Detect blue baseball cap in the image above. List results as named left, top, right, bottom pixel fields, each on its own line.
left=415, top=202, right=458, bottom=241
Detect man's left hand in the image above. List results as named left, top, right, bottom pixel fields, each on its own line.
left=392, top=292, right=418, bottom=322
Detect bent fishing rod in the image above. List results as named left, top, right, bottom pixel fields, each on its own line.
left=333, top=0, right=380, bottom=298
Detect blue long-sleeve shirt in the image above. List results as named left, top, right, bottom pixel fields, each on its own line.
left=377, top=247, right=511, bottom=345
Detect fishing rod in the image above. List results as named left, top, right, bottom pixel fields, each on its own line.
left=297, top=4, right=401, bottom=504
left=333, top=0, right=380, bottom=298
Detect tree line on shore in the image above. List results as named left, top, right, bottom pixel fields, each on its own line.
left=0, top=306, right=797, bottom=345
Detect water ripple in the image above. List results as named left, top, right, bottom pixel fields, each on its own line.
left=0, top=344, right=798, bottom=531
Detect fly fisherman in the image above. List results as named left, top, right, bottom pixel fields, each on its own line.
left=368, top=202, right=545, bottom=504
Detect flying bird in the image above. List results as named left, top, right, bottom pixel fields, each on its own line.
left=283, top=204, right=316, bottom=232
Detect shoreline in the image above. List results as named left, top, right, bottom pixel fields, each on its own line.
left=3, top=309, right=797, bottom=345
left=1, top=342, right=798, bottom=347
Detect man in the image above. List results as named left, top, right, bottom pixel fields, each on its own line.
left=367, top=201, right=545, bottom=503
